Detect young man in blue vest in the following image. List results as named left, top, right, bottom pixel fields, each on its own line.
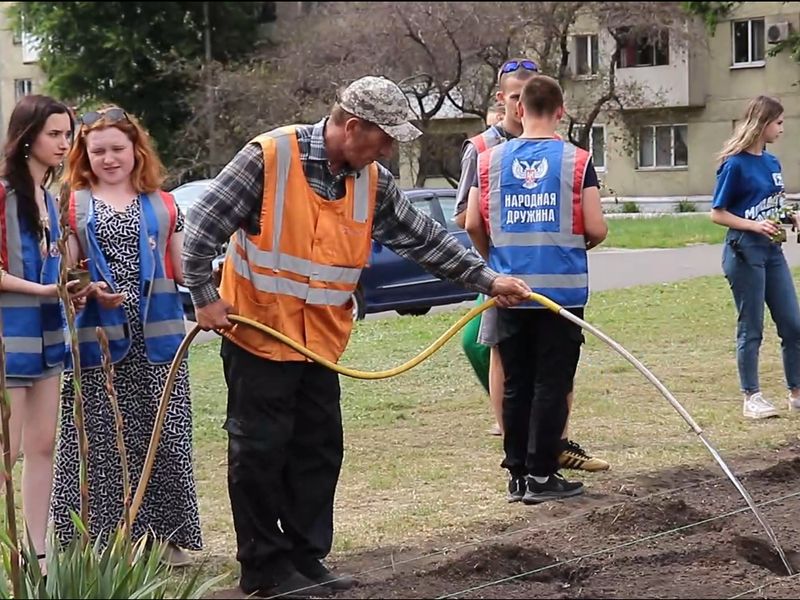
left=456, top=58, right=609, bottom=473
left=466, top=74, right=608, bottom=503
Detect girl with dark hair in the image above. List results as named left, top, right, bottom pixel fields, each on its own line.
left=0, top=93, right=88, bottom=567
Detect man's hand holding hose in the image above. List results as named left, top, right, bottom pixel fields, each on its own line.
left=490, top=275, right=532, bottom=308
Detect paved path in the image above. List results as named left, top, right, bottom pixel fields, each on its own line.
left=589, top=241, right=800, bottom=292
left=186, top=242, right=800, bottom=343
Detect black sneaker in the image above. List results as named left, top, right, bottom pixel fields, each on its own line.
left=522, top=472, right=584, bottom=504
left=240, top=569, right=332, bottom=599
left=507, top=474, right=526, bottom=503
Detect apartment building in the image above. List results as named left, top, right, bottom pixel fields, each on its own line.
left=583, top=1, right=800, bottom=207
left=0, top=2, right=44, bottom=145
left=401, top=2, right=800, bottom=209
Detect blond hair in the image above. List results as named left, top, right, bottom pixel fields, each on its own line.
left=718, top=96, right=783, bottom=163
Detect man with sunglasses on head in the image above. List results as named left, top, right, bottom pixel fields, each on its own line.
left=454, top=58, right=610, bottom=475
left=181, top=75, right=532, bottom=599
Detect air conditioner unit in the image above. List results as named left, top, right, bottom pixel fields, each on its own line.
left=767, top=21, right=791, bottom=44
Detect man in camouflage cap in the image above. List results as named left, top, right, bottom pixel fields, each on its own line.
left=183, top=74, right=531, bottom=598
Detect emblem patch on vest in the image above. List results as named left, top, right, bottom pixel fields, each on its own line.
left=49, top=243, right=60, bottom=258
left=512, top=158, right=548, bottom=190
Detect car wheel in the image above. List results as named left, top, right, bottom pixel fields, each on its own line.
left=396, top=307, right=431, bottom=317
left=352, top=288, right=366, bottom=321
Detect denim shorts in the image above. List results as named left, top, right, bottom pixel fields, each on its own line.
left=6, top=366, right=63, bottom=389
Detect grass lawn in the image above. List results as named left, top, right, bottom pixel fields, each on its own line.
left=178, top=266, right=800, bottom=588
left=604, top=214, right=727, bottom=249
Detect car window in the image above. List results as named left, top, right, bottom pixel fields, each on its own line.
left=171, top=182, right=210, bottom=214
left=435, top=194, right=461, bottom=232
left=411, top=196, right=436, bottom=220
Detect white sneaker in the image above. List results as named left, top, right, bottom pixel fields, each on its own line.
left=743, top=392, right=779, bottom=419
left=788, top=393, right=800, bottom=411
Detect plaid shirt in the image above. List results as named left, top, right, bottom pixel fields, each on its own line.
left=182, top=118, right=497, bottom=307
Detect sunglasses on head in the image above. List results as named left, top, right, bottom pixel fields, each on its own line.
left=79, top=107, right=129, bottom=127
left=498, top=59, right=539, bottom=82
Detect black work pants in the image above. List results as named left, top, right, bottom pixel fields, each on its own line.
left=221, top=338, right=343, bottom=587
left=497, top=307, right=584, bottom=477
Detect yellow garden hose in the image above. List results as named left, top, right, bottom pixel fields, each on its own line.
left=128, top=291, right=794, bottom=575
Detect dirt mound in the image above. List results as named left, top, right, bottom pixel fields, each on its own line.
left=430, top=543, right=582, bottom=584
left=586, top=497, right=722, bottom=537
left=745, top=457, right=800, bottom=484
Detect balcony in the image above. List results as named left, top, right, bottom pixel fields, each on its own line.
left=613, top=31, right=707, bottom=109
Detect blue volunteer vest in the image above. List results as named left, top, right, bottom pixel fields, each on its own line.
left=0, top=181, right=66, bottom=377
left=68, top=189, right=186, bottom=369
left=479, top=138, right=590, bottom=308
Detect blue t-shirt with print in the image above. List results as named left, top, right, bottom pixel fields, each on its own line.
left=711, top=151, right=785, bottom=220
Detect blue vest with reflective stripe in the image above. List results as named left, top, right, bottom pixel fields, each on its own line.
left=69, top=190, right=184, bottom=369
left=482, top=138, right=590, bottom=308
left=0, top=182, right=66, bottom=377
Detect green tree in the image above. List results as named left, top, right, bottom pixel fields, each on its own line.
left=8, top=2, right=271, bottom=163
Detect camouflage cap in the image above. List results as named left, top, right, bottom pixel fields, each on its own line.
left=339, top=76, right=423, bottom=143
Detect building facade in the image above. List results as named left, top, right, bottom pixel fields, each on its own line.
left=592, top=1, right=800, bottom=208
left=0, top=2, right=44, bottom=145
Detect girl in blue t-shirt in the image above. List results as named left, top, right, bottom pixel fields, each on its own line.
left=710, top=95, right=800, bottom=420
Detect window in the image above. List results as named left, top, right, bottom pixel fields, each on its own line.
left=619, top=28, right=669, bottom=67
left=573, top=124, right=606, bottom=170
left=732, top=19, right=765, bottom=65
left=21, top=31, right=41, bottom=63
left=14, top=79, right=33, bottom=103
left=638, top=125, right=687, bottom=168
left=574, top=34, right=599, bottom=76
left=435, top=193, right=461, bottom=232
left=410, top=196, right=436, bottom=220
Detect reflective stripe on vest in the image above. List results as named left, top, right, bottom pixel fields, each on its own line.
left=480, top=139, right=590, bottom=308
left=229, top=245, right=353, bottom=306
left=70, top=189, right=183, bottom=368
left=0, top=182, right=66, bottom=377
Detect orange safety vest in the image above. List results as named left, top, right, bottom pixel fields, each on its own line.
left=219, top=126, right=378, bottom=363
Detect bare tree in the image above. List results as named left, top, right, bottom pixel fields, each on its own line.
left=170, top=1, right=703, bottom=187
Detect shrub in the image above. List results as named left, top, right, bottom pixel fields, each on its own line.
left=0, top=518, right=225, bottom=599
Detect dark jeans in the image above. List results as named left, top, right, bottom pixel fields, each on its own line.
left=722, top=229, right=800, bottom=394
left=497, top=307, right=583, bottom=477
left=221, top=338, right=343, bottom=587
